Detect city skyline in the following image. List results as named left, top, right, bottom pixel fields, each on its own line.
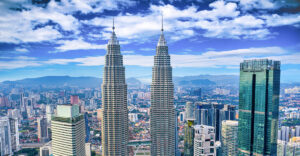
left=0, top=0, right=300, bottom=83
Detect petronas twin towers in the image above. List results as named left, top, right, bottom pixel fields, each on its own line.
left=101, top=19, right=175, bottom=156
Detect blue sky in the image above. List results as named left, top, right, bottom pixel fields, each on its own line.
left=0, top=0, right=300, bottom=83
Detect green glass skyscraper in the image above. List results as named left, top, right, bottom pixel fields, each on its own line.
left=238, top=59, right=280, bottom=156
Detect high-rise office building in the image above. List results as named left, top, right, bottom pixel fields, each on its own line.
left=7, top=109, right=20, bottom=152
left=40, top=141, right=52, bottom=156
left=184, top=119, right=195, bottom=156
left=101, top=21, right=129, bottom=156
left=238, top=59, right=280, bottom=155
left=85, top=143, right=91, bottom=156
left=150, top=18, right=176, bottom=156
left=277, top=140, right=286, bottom=156
left=195, top=104, right=236, bottom=141
left=220, top=104, right=236, bottom=121
left=52, top=105, right=86, bottom=156
left=194, top=125, right=216, bottom=156
left=175, top=110, right=180, bottom=156
left=46, top=105, right=54, bottom=124
left=185, top=102, right=195, bottom=120
left=286, top=137, right=300, bottom=156
left=279, top=126, right=291, bottom=142
left=84, top=112, right=90, bottom=143
left=195, top=104, right=214, bottom=126
left=213, top=104, right=225, bottom=142
left=277, top=137, right=300, bottom=156
left=70, top=95, right=79, bottom=105
left=37, top=116, right=48, bottom=143
left=0, top=116, right=12, bottom=156
left=221, top=120, right=238, bottom=156
left=296, top=126, right=300, bottom=137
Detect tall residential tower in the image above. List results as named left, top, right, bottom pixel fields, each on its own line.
left=238, top=59, right=280, bottom=155
left=150, top=18, right=176, bottom=156
left=101, top=20, right=129, bottom=156
left=52, top=105, right=86, bottom=156
left=221, top=120, right=238, bottom=156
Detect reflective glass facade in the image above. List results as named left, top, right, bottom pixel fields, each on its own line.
left=238, top=59, right=280, bottom=156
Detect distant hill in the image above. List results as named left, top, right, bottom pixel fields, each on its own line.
left=173, top=75, right=239, bottom=87
left=1, top=76, right=142, bottom=88
left=1, top=76, right=101, bottom=88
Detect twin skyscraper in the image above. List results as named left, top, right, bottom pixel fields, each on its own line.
left=100, top=19, right=281, bottom=156
left=101, top=19, right=175, bottom=156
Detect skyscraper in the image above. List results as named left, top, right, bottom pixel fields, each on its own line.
left=277, top=137, right=300, bottom=156
left=51, top=105, right=86, bottom=156
left=184, top=119, right=195, bottom=156
left=185, top=101, right=195, bottom=120
left=70, top=95, right=79, bottom=105
left=238, top=59, right=280, bottom=155
left=195, top=103, right=235, bottom=141
left=194, top=125, right=216, bottom=156
left=150, top=18, right=176, bottom=156
left=37, top=116, right=48, bottom=143
left=7, top=109, right=20, bottom=152
left=46, top=105, right=54, bottom=124
left=279, top=126, right=291, bottom=142
left=221, top=120, right=238, bottom=156
left=195, top=104, right=214, bottom=126
left=0, top=116, right=12, bottom=156
left=84, top=112, right=90, bottom=143
left=101, top=20, right=129, bottom=156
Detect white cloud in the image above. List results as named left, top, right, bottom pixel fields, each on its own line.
left=0, top=0, right=299, bottom=45
left=44, top=47, right=300, bottom=68
left=261, top=13, right=300, bottom=27
left=202, top=47, right=285, bottom=57
left=122, top=51, right=135, bottom=54
left=82, top=1, right=299, bottom=41
left=0, top=0, right=137, bottom=43
left=237, top=0, right=278, bottom=10
left=0, top=46, right=298, bottom=70
left=55, top=38, right=106, bottom=52
left=15, top=48, right=29, bottom=53
left=233, top=15, right=264, bottom=28
left=140, top=48, right=155, bottom=51
left=46, top=56, right=105, bottom=66
left=0, top=56, right=40, bottom=69
left=82, top=2, right=242, bottom=41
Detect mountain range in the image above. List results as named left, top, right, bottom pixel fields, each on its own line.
left=0, top=75, right=241, bottom=88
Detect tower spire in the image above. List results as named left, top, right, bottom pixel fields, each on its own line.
left=108, top=17, right=119, bottom=45
left=112, top=17, right=115, bottom=32
left=161, top=14, right=164, bottom=32
left=157, top=14, right=167, bottom=46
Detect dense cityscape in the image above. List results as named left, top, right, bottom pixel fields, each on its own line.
left=1, top=22, right=300, bottom=156
left=1, top=0, right=300, bottom=156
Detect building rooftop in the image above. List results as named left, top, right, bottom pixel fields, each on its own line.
left=240, top=59, right=280, bottom=71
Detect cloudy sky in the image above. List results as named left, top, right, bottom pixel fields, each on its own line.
left=0, top=0, right=300, bottom=83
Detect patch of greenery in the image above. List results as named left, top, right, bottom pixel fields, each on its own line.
left=14, top=148, right=39, bottom=156
left=281, top=119, right=300, bottom=127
